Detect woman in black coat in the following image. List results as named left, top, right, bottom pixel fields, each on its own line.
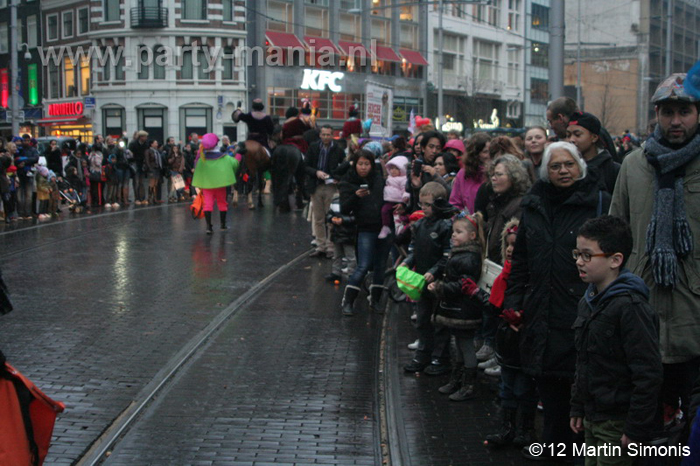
left=503, top=141, right=610, bottom=460
left=338, top=149, right=389, bottom=316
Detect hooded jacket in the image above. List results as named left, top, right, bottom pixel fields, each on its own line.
left=570, top=270, right=662, bottom=442
left=339, top=165, right=385, bottom=233
left=432, top=242, right=490, bottom=329
left=326, top=194, right=356, bottom=245
left=402, top=214, right=452, bottom=277
left=383, top=155, right=410, bottom=204
left=586, top=148, right=620, bottom=194
left=503, top=176, right=611, bottom=378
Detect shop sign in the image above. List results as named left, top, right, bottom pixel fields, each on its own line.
left=441, top=121, right=464, bottom=133
left=48, top=101, right=84, bottom=117
left=0, top=69, right=8, bottom=109
left=300, top=69, right=344, bottom=93
left=28, top=65, right=38, bottom=106
left=84, top=97, right=96, bottom=109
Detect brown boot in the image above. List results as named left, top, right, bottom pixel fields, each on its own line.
left=449, top=368, right=477, bottom=401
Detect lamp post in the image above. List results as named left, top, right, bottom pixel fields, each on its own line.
left=10, top=0, right=20, bottom=135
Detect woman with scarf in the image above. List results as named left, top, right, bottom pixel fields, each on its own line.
left=502, top=141, right=609, bottom=462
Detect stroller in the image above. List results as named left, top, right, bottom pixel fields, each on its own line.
left=56, top=178, right=85, bottom=212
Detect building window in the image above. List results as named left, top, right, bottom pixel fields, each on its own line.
left=267, top=87, right=365, bottom=121
left=182, top=0, right=207, bottom=20
left=49, top=62, right=60, bottom=98
left=102, top=48, right=111, bottom=82
left=104, top=0, right=120, bottom=22
left=115, top=53, right=125, bottom=80
left=474, top=40, right=499, bottom=82
left=180, top=106, right=212, bottom=142
left=64, top=57, right=77, bottom=97
left=305, top=6, right=329, bottom=38
left=0, top=23, right=7, bottom=54
left=63, top=11, right=74, bottom=38
left=531, top=77, right=548, bottom=102
left=154, top=45, right=166, bottom=79
left=400, top=4, right=417, bottom=21
left=0, top=0, right=6, bottom=7
left=181, top=50, right=193, bottom=79
left=393, top=97, right=423, bottom=123
left=78, top=8, right=89, bottom=34
left=267, top=1, right=293, bottom=33
left=80, top=57, right=90, bottom=95
left=507, top=49, right=519, bottom=86
left=27, top=16, right=37, bottom=48
left=435, top=33, right=462, bottom=75
left=531, top=42, right=548, bottom=68
left=138, top=46, right=149, bottom=80
left=370, top=0, right=391, bottom=19
left=473, top=0, right=500, bottom=27
left=400, top=23, right=418, bottom=49
left=222, top=0, right=234, bottom=21
left=371, top=18, right=390, bottom=46
left=507, top=0, right=520, bottom=31
left=340, top=0, right=360, bottom=10
left=222, top=47, right=235, bottom=80
left=198, top=51, right=210, bottom=80
left=339, top=13, right=360, bottom=42
left=306, top=0, right=329, bottom=5
left=47, top=14, right=59, bottom=41
left=103, top=107, right=125, bottom=138
left=531, top=4, right=549, bottom=31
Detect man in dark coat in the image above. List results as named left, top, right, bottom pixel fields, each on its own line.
left=128, top=130, right=149, bottom=204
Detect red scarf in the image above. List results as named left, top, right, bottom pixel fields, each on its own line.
left=489, top=260, right=512, bottom=309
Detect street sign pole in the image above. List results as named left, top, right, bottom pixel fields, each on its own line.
left=10, top=0, right=20, bottom=135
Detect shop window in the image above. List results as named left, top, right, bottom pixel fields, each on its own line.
left=64, top=57, right=77, bottom=97
left=47, top=14, right=58, bottom=41
left=0, top=23, right=7, bottom=54
left=182, top=0, right=207, bottom=20
left=139, top=107, right=166, bottom=145
left=80, top=57, right=90, bottom=95
left=63, top=11, right=74, bottom=39
left=268, top=87, right=365, bottom=122
left=104, top=0, right=120, bottom=22
left=78, top=8, right=89, bottom=35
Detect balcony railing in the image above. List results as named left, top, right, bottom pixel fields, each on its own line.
left=131, top=7, right=168, bottom=28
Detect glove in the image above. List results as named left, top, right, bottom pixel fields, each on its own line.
left=460, top=278, right=479, bottom=297
left=500, top=309, right=523, bottom=327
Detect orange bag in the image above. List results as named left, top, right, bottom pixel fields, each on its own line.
left=0, top=363, right=65, bottom=466
left=190, top=194, right=204, bottom=219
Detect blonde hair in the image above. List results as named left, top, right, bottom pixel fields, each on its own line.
left=419, top=181, right=447, bottom=200
left=454, top=211, right=486, bottom=258
left=500, top=217, right=520, bottom=263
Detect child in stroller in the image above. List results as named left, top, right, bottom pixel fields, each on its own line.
left=58, top=168, right=86, bottom=212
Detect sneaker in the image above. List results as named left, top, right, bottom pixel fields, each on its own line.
left=341, top=267, right=350, bottom=274
left=410, top=311, right=418, bottom=322
left=407, top=339, right=420, bottom=350
left=476, top=344, right=495, bottom=361
left=478, top=357, right=499, bottom=369
left=104, top=203, right=112, bottom=209
left=112, top=202, right=120, bottom=209
left=403, top=359, right=430, bottom=373
left=378, top=225, right=391, bottom=239
left=135, top=200, right=142, bottom=206
left=484, top=365, right=501, bottom=377
left=424, top=361, right=451, bottom=376
left=311, top=239, right=318, bottom=247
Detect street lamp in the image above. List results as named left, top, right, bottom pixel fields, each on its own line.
left=349, top=0, right=489, bottom=129
left=10, top=0, right=20, bottom=135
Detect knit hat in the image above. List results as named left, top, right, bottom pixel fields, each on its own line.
left=568, top=112, right=601, bottom=136
left=444, top=139, right=465, bottom=155
left=364, top=140, right=383, bottom=158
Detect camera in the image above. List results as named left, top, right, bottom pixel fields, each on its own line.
left=412, top=159, right=424, bottom=177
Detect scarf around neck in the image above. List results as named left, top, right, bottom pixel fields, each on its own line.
left=643, top=126, right=700, bottom=287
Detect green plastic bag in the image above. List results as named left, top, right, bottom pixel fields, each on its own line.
left=395, top=266, right=426, bottom=301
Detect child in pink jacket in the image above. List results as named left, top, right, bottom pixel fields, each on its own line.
left=379, top=155, right=410, bottom=239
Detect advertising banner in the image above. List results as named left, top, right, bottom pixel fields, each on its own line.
left=365, top=82, right=392, bottom=138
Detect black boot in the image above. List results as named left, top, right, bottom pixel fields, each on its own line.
left=438, top=365, right=463, bottom=395
left=341, top=285, right=360, bottom=316
left=205, top=211, right=213, bottom=235
left=220, top=211, right=228, bottom=230
left=485, top=407, right=516, bottom=447
left=449, top=368, right=477, bottom=401
left=513, top=402, right=538, bottom=448
left=368, top=285, right=385, bottom=313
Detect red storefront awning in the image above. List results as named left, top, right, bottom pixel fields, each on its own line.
left=37, top=115, right=85, bottom=126
left=399, top=48, right=429, bottom=66
left=265, top=30, right=304, bottom=49
left=337, top=40, right=371, bottom=60
left=304, top=36, right=340, bottom=55
left=375, top=45, right=402, bottom=63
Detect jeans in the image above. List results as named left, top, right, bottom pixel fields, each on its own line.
left=332, top=242, right=357, bottom=276
left=500, top=365, right=538, bottom=410
left=133, top=168, right=146, bottom=201
left=16, top=176, right=33, bottom=217
left=348, top=231, right=390, bottom=288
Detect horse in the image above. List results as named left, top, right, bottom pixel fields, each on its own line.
left=233, top=140, right=271, bottom=209
left=270, top=142, right=306, bottom=212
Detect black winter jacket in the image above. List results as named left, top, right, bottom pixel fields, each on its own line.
left=305, top=141, right=345, bottom=194
left=339, top=167, right=385, bottom=233
left=485, top=191, right=524, bottom=265
left=403, top=215, right=452, bottom=277
left=503, top=177, right=610, bottom=379
left=432, top=242, right=489, bottom=330
left=586, top=149, right=620, bottom=194
left=570, top=271, right=662, bottom=442
left=326, top=195, right=356, bottom=245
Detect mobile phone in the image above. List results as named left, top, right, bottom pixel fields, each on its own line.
left=412, top=159, right=423, bottom=177
left=360, top=184, right=369, bottom=190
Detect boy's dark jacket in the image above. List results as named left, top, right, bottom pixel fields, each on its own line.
left=432, top=242, right=489, bottom=329
left=402, top=215, right=452, bottom=276
left=326, top=195, right=356, bottom=245
left=570, top=270, right=662, bottom=442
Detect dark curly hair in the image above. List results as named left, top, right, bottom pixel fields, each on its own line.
left=463, top=132, right=491, bottom=180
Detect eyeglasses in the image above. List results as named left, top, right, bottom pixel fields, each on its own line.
left=572, top=249, right=614, bottom=262
left=548, top=161, right=577, bottom=172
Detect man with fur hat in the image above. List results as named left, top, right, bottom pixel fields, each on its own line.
left=610, top=73, right=700, bottom=430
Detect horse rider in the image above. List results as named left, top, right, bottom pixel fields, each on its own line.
left=232, top=98, right=275, bottom=154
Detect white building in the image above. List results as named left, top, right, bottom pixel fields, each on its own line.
left=40, top=0, right=247, bottom=144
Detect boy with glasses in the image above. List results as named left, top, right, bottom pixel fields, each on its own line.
left=570, top=215, right=662, bottom=464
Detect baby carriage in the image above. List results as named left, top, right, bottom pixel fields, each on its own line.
left=56, top=178, right=84, bottom=212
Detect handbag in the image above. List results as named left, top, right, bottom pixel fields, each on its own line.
left=190, top=193, right=205, bottom=219
left=395, top=266, right=426, bottom=301
left=171, top=174, right=185, bottom=191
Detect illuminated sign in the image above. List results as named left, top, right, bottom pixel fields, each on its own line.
left=48, top=101, right=84, bottom=116
left=28, top=65, right=38, bottom=106
left=473, top=109, right=500, bottom=129
left=441, top=121, right=464, bottom=133
left=0, top=69, right=8, bottom=108
left=300, top=69, right=344, bottom=92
